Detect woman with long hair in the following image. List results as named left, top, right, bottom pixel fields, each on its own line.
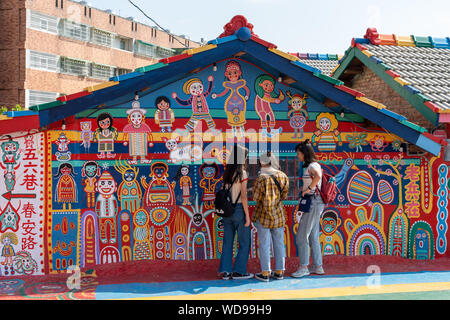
left=218, top=144, right=253, bottom=280
left=291, top=139, right=326, bottom=278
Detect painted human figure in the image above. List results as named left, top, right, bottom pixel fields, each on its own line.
left=212, top=60, right=250, bottom=137
left=312, top=112, right=342, bottom=152
left=95, top=171, right=119, bottom=244
left=141, top=162, right=176, bottom=213
left=172, top=76, right=219, bottom=134
left=133, top=208, right=152, bottom=260
left=81, top=161, right=100, bottom=208
left=93, top=113, right=118, bottom=159
left=54, top=163, right=77, bottom=204
left=55, top=132, right=70, bottom=153
left=198, top=162, right=222, bottom=210
left=123, top=95, right=154, bottom=163
left=254, top=74, right=285, bottom=138
left=175, top=165, right=192, bottom=205
left=286, top=91, right=308, bottom=139
left=80, top=121, right=93, bottom=151
left=1, top=232, right=17, bottom=272
left=3, top=171, right=16, bottom=192
left=319, top=210, right=345, bottom=256
left=114, top=159, right=142, bottom=214
left=154, top=96, right=175, bottom=133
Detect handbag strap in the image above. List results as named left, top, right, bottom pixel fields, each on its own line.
left=269, top=174, right=283, bottom=205
left=225, top=173, right=241, bottom=205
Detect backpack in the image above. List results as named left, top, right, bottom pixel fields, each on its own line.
left=319, top=170, right=337, bottom=204
left=214, top=174, right=241, bottom=218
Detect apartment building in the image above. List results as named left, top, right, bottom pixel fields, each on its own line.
left=0, top=0, right=200, bottom=109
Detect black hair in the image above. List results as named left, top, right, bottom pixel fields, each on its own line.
left=295, top=139, right=317, bottom=168
left=223, top=144, right=248, bottom=185
left=97, top=112, right=113, bottom=129
left=174, top=165, right=190, bottom=181
left=155, top=96, right=171, bottom=109
left=54, top=162, right=76, bottom=178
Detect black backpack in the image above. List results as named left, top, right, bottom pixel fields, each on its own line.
left=214, top=174, right=241, bottom=218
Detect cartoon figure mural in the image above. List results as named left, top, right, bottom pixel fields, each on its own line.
left=198, top=162, right=222, bottom=210
left=55, top=132, right=71, bottom=161
left=174, top=165, right=192, bottom=205
left=93, top=113, right=118, bottom=159
left=1, top=232, right=17, bottom=275
left=81, top=161, right=100, bottom=208
left=54, top=163, right=77, bottom=206
left=254, top=74, right=285, bottom=138
left=154, top=96, right=175, bottom=133
left=122, top=95, right=154, bottom=163
left=133, top=208, right=153, bottom=260
left=0, top=137, right=20, bottom=174
left=172, top=76, right=219, bottom=134
left=212, top=60, right=250, bottom=136
left=319, top=208, right=345, bottom=256
left=95, top=171, right=119, bottom=244
left=286, top=91, right=308, bottom=139
left=80, top=121, right=93, bottom=151
left=312, top=112, right=342, bottom=152
left=114, top=159, right=142, bottom=214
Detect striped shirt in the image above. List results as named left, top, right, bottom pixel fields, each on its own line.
left=251, top=167, right=289, bottom=229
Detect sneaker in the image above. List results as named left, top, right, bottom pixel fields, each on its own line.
left=310, top=265, right=325, bottom=275
left=270, top=271, right=284, bottom=280
left=291, top=267, right=310, bottom=278
left=254, top=272, right=270, bottom=282
left=221, top=272, right=232, bottom=280
left=231, top=272, right=254, bottom=280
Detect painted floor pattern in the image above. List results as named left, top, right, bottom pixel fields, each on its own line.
left=95, top=270, right=450, bottom=300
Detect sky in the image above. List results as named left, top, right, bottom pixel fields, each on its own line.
left=87, top=0, right=450, bottom=55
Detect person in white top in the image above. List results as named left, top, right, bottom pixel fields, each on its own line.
left=292, top=140, right=326, bottom=278
left=218, top=144, right=253, bottom=280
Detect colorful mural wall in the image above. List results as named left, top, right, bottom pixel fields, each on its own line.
left=0, top=58, right=448, bottom=276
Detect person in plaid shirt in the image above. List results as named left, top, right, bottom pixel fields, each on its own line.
left=252, top=152, right=289, bottom=281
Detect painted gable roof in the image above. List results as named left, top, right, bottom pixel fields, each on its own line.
left=332, top=28, right=450, bottom=126
left=0, top=17, right=445, bottom=156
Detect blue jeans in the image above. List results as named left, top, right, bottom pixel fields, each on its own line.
left=296, top=194, right=325, bottom=267
left=218, top=204, right=251, bottom=274
left=254, top=220, right=285, bottom=272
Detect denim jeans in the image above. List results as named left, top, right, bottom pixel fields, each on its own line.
left=218, top=204, right=251, bottom=274
left=296, top=194, right=325, bottom=267
left=254, top=220, right=285, bottom=272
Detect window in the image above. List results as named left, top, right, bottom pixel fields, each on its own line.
left=28, top=50, right=59, bottom=72
left=27, top=90, right=59, bottom=108
left=90, top=63, right=114, bottom=80
left=91, top=28, right=112, bottom=47
left=247, top=156, right=301, bottom=201
left=59, top=19, right=90, bottom=42
left=114, top=36, right=133, bottom=51
left=155, top=46, right=175, bottom=59
left=115, top=68, right=132, bottom=77
left=29, top=10, right=58, bottom=34
left=60, top=57, right=88, bottom=76
left=135, top=40, right=156, bottom=58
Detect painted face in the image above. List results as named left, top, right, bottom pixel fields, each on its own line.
left=202, top=167, right=215, bottom=179
left=61, top=166, right=72, bottom=176
left=322, top=217, right=337, bottom=234
left=3, top=237, right=11, bottom=245
left=99, top=118, right=111, bottom=130
left=259, top=80, right=274, bottom=94
left=3, top=142, right=18, bottom=153
left=291, top=98, right=304, bottom=110
left=98, top=178, right=116, bottom=195
left=319, top=117, right=332, bottom=132
left=124, top=169, right=135, bottom=182
left=165, top=139, right=178, bottom=151
left=129, top=111, right=143, bottom=127
left=157, top=100, right=170, bottom=110
left=180, top=167, right=189, bottom=176
left=154, top=167, right=166, bottom=179
left=189, top=82, right=204, bottom=96
left=85, top=164, right=97, bottom=178
left=193, top=212, right=203, bottom=226
left=225, top=67, right=241, bottom=82
left=134, top=210, right=148, bottom=227
left=81, top=122, right=91, bottom=130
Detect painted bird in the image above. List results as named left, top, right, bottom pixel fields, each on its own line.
left=334, top=157, right=359, bottom=190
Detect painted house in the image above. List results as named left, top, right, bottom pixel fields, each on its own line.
left=0, top=16, right=448, bottom=276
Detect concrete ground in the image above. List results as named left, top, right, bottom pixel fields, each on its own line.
left=1, top=255, right=449, bottom=300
